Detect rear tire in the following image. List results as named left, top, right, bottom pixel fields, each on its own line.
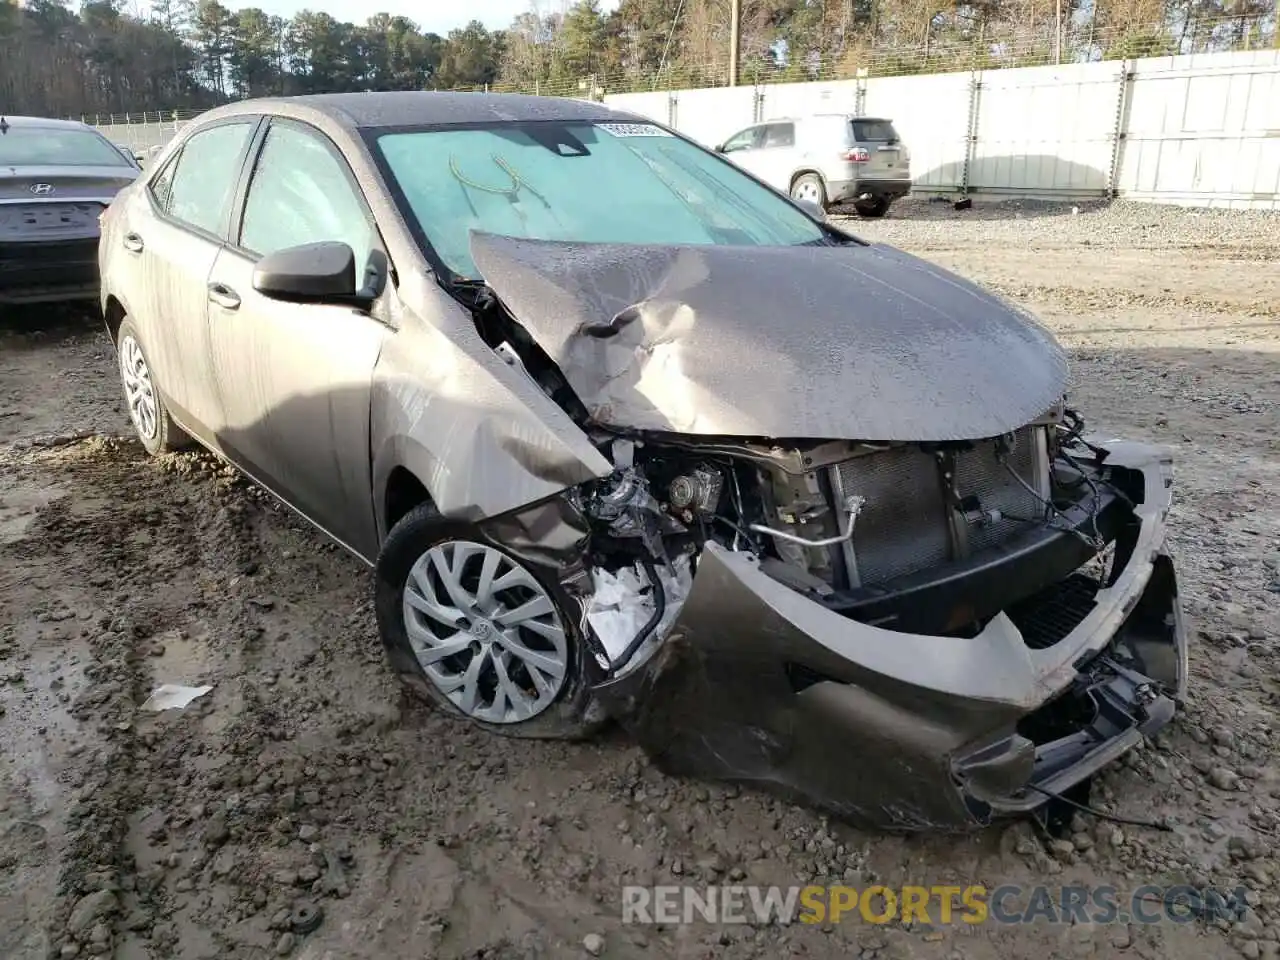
left=374, top=503, right=602, bottom=740
left=789, top=173, right=828, bottom=210
left=116, top=317, right=190, bottom=456
left=854, top=196, right=891, bottom=218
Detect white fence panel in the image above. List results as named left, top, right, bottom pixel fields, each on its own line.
left=93, top=117, right=188, bottom=154
left=969, top=62, right=1119, bottom=197
left=603, top=91, right=672, bottom=126
left=866, top=73, right=972, bottom=190
left=1118, top=49, right=1280, bottom=209
left=667, top=87, right=759, bottom=147
left=759, top=79, right=860, bottom=120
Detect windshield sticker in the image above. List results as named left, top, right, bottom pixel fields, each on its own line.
left=597, top=122, right=671, bottom=138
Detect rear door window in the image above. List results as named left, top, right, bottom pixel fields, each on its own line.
left=760, top=122, right=795, bottom=148
left=851, top=119, right=900, bottom=144
left=164, top=122, right=255, bottom=237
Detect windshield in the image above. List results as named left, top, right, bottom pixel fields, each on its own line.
left=373, top=120, right=827, bottom=279
left=0, top=126, right=134, bottom=167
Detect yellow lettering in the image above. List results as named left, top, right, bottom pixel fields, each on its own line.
left=799, top=885, right=825, bottom=924
left=902, top=886, right=931, bottom=924
left=931, top=885, right=962, bottom=924
left=962, top=885, right=989, bottom=924
left=860, top=885, right=897, bottom=924
left=829, top=886, right=858, bottom=923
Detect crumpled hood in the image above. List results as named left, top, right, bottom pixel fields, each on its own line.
left=470, top=232, right=1069, bottom=441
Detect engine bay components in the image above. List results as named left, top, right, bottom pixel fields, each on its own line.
left=667, top=467, right=723, bottom=516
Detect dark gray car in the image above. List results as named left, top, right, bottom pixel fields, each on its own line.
left=97, top=93, right=1186, bottom=831
left=0, top=115, right=140, bottom=305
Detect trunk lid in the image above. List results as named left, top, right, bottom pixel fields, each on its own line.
left=0, top=165, right=139, bottom=205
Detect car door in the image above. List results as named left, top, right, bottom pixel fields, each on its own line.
left=752, top=121, right=799, bottom=191
left=718, top=124, right=767, bottom=180
left=117, top=119, right=259, bottom=436
left=205, top=118, right=387, bottom=559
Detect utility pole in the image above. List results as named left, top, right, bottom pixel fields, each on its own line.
left=1054, top=0, right=1062, bottom=64
left=729, top=0, right=741, bottom=86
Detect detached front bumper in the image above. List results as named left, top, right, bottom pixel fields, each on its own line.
left=592, top=440, right=1187, bottom=831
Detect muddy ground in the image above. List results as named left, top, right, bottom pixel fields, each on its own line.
left=1, top=199, right=1278, bottom=960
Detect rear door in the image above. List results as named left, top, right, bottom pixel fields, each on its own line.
left=205, top=118, right=387, bottom=558
left=851, top=118, right=909, bottom=181
left=115, top=118, right=260, bottom=437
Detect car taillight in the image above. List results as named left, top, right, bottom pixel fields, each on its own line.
left=842, top=147, right=870, bottom=163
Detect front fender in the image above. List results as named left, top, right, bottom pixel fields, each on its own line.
left=369, top=278, right=612, bottom=544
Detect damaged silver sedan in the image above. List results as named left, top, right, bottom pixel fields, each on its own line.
left=98, top=92, right=1187, bottom=831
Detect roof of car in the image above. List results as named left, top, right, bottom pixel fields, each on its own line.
left=763, top=114, right=893, bottom=123
left=211, top=92, right=630, bottom=130
left=0, top=115, right=94, bottom=130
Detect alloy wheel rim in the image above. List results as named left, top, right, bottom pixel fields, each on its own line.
left=794, top=180, right=821, bottom=203
left=119, top=335, right=158, bottom=441
left=402, top=540, right=569, bottom=723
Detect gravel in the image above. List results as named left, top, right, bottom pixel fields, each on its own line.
left=1, top=199, right=1278, bottom=960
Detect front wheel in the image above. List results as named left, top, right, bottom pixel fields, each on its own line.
left=116, top=318, right=190, bottom=455
left=374, top=503, right=603, bottom=740
left=790, top=173, right=827, bottom=209
left=854, top=196, right=891, bottom=218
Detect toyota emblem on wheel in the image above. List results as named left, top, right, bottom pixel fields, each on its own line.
left=29, top=183, right=55, bottom=196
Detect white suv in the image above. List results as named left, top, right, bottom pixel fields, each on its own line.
left=715, top=114, right=911, bottom=217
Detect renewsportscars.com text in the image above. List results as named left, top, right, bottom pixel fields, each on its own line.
left=621, top=884, right=1249, bottom=926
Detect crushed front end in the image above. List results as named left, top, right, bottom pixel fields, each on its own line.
left=560, top=410, right=1185, bottom=831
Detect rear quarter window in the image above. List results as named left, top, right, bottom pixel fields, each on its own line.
left=851, top=120, right=900, bottom=143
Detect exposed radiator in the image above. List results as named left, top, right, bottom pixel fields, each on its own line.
left=829, top=427, right=1049, bottom=588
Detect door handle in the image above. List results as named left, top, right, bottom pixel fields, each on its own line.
left=122, top=232, right=144, bottom=253
left=207, top=283, right=241, bottom=311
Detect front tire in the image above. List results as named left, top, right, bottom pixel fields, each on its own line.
left=790, top=173, right=827, bottom=209
left=116, top=318, right=189, bottom=455
left=374, top=503, right=601, bottom=740
left=854, top=196, right=891, bottom=218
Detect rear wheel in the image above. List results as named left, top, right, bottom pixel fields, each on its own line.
left=116, top=318, right=190, bottom=455
left=854, top=196, right=891, bottom=218
left=374, top=503, right=601, bottom=739
left=790, top=173, right=827, bottom=209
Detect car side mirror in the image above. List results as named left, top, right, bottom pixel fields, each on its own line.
left=714, top=143, right=726, bottom=153
left=253, top=241, right=369, bottom=307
